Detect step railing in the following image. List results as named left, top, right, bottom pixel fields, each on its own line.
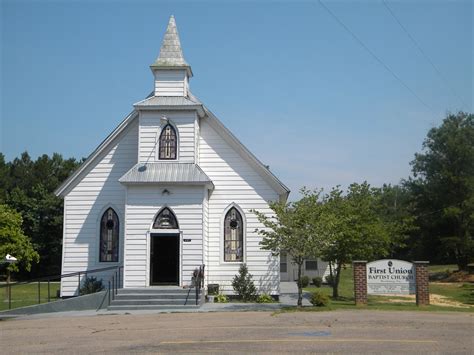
left=0, top=265, right=122, bottom=310
left=106, top=265, right=123, bottom=307
left=185, top=264, right=205, bottom=306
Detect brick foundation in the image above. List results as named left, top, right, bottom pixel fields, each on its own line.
left=414, top=261, right=430, bottom=306
left=353, top=261, right=367, bottom=306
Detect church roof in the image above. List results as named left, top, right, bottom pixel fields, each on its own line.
left=119, top=162, right=213, bottom=187
left=134, top=95, right=200, bottom=106
left=133, top=95, right=205, bottom=116
left=150, top=15, right=191, bottom=75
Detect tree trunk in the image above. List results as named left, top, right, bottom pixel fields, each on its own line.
left=297, top=262, right=303, bottom=307
left=332, top=262, right=342, bottom=299
left=5, top=269, right=11, bottom=301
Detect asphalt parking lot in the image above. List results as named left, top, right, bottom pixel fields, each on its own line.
left=1, top=310, right=472, bottom=353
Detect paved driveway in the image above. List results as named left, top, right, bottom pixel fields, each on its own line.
left=1, top=310, right=472, bottom=353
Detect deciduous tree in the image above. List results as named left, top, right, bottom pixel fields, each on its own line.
left=0, top=204, right=39, bottom=278
left=253, top=189, right=325, bottom=306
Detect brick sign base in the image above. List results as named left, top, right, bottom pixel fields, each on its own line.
left=352, top=260, right=430, bottom=306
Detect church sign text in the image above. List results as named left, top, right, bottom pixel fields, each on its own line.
left=366, top=259, right=415, bottom=295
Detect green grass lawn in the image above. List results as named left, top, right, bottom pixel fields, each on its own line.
left=0, top=282, right=61, bottom=311
left=428, top=264, right=458, bottom=273
left=297, top=265, right=474, bottom=313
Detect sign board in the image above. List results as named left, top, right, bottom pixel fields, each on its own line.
left=366, top=259, right=416, bottom=295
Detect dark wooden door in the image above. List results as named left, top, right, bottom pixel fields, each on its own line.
left=150, top=234, right=179, bottom=285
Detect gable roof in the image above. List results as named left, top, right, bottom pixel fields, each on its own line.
left=193, top=94, right=290, bottom=201
left=54, top=110, right=138, bottom=197
left=55, top=92, right=290, bottom=201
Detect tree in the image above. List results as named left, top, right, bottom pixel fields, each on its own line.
left=2, top=152, right=81, bottom=278
left=408, top=112, right=474, bottom=269
left=0, top=204, right=39, bottom=278
left=253, top=189, right=325, bottom=307
left=319, top=183, right=403, bottom=298
left=372, top=184, right=416, bottom=259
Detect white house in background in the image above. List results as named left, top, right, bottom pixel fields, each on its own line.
left=55, top=16, right=329, bottom=297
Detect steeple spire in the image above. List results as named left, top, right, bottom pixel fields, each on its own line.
left=151, top=15, right=192, bottom=76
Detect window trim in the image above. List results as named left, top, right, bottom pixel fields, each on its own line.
left=157, top=123, right=178, bottom=161
left=221, top=203, right=246, bottom=264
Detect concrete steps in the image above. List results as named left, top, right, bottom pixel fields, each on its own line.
left=107, top=287, right=203, bottom=311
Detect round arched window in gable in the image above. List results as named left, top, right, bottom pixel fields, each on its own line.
left=159, top=124, right=177, bottom=160
left=224, top=207, right=244, bottom=262
left=100, top=208, right=119, bottom=262
left=153, top=208, right=179, bottom=229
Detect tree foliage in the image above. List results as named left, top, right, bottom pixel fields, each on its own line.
left=0, top=204, right=39, bottom=273
left=0, top=152, right=81, bottom=278
left=253, top=189, right=326, bottom=306
left=406, top=112, right=474, bottom=269
left=318, top=182, right=408, bottom=298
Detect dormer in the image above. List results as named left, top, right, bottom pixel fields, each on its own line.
left=150, top=15, right=192, bottom=97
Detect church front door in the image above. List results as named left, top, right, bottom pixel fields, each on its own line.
left=150, top=234, right=179, bottom=285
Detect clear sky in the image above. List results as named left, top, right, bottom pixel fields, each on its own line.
left=1, top=0, right=472, bottom=198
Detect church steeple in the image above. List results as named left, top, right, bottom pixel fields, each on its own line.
left=151, top=16, right=192, bottom=97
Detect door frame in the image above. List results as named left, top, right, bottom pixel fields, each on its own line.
left=147, top=230, right=182, bottom=286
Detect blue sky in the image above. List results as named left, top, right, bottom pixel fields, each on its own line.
left=1, top=0, right=472, bottom=197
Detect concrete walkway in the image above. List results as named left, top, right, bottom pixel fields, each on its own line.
left=279, top=281, right=312, bottom=306
left=1, top=283, right=312, bottom=320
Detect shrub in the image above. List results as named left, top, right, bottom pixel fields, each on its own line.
left=216, top=293, right=228, bottom=303
left=232, top=263, right=257, bottom=302
left=256, top=294, right=274, bottom=303
left=310, top=291, right=329, bottom=307
left=79, top=276, right=104, bottom=295
left=312, top=276, right=323, bottom=288
left=298, top=275, right=310, bottom=288
left=325, top=274, right=335, bottom=287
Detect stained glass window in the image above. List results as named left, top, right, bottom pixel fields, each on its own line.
left=153, top=208, right=178, bottom=229
left=158, top=124, right=177, bottom=160
left=100, top=208, right=119, bottom=262
left=224, top=207, right=243, bottom=262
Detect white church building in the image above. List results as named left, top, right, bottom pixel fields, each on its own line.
left=55, top=16, right=292, bottom=297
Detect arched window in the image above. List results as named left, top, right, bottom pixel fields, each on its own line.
left=153, top=207, right=178, bottom=229
left=100, top=208, right=119, bottom=262
left=224, top=207, right=244, bottom=262
left=158, top=124, right=177, bottom=160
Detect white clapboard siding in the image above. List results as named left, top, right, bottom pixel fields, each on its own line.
left=124, top=185, right=205, bottom=288
left=61, top=120, right=138, bottom=296
left=138, top=111, right=196, bottom=163
left=154, top=70, right=188, bottom=96
left=199, top=119, right=280, bottom=295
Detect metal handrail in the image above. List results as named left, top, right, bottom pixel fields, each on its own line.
left=195, top=264, right=205, bottom=305
left=184, top=264, right=205, bottom=306
left=1, top=265, right=123, bottom=310
left=0, top=265, right=121, bottom=288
